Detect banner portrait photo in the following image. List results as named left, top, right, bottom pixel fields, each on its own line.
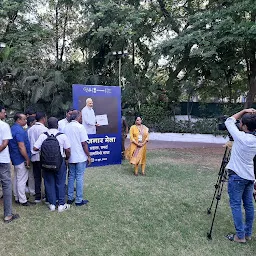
left=72, top=84, right=122, bottom=167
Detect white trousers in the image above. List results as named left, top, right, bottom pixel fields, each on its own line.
left=13, top=162, right=29, bottom=203
left=27, top=166, right=35, bottom=196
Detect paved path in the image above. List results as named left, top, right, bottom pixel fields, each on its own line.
left=125, top=139, right=223, bottom=150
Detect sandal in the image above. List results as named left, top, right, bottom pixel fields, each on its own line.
left=226, top=234, right=246, bottom=243
left=4, top=213, right=20, bottom=224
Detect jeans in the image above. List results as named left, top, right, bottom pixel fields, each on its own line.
left=0, top=163, right=12, bottom=217
left=68, top=162, right=86, bottom=204
left=43, top=160, right=66, bottom=206
left=228, top=174, right=254, bottom=239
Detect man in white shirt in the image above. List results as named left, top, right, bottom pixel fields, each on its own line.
left=34, top=117, right=71, bottom=212
left=27, top=112, right=48, bottom=202
left=81, top=98, right=99, bottom=135
left=58, top=107, right=74, bottom=133
left=0, top=106, right=19, bottom=223
left=25, top=116, right=36, bottom=197
left=225, top=108, right=256, bottom=243
left=64, top=110, right=91, bottom=206
left=58, top=108, right=75, bottom=192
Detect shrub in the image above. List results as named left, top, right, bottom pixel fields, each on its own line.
left=125, top=103, right=233, bottom=135
left=126, top=114, right=224, bottom=135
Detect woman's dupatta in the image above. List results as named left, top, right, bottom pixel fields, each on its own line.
left=126, top=125, right=148, bottom=165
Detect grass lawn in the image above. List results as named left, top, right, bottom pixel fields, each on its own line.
left=0, top=147, right=255, bottom=256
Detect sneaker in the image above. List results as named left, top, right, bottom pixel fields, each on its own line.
left=58, top=204, right=70, bottom=213
left=44, top=200, right=50, bottom=206
left=21, top=201, right=35, bottom=206
left=34, top=199, right=41, bottom=203
left=42, top=196, right=48, bottom=203
left=245, top=236, right=252, bottom=241
left=75, top=199, right=89, bottom=206
left=67, top=199, right=75, bottom=205
left=48, top=204, right=56, bottom=211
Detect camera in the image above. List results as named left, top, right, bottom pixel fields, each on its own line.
left=218, top=115, right=241, bottom=142
left=218, top=115, right=240, bottom=131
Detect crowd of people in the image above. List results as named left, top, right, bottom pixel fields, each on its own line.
left=1, top=99, right=256, bottom=246
left=0, top=105, right=92, bottom=222
left=0, top=98, right=151, bottom=223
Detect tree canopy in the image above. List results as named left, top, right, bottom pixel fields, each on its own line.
left=0, top=0, right=256, bottom=118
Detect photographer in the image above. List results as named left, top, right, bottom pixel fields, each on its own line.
left=225, top=108, right=256, bottom=243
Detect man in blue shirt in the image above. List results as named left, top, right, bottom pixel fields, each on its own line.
left=9, top=113, right=33, bottom=206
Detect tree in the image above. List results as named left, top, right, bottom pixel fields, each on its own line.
left=157, top=0, right=256, bottom=106
left=0, top=0, right=81, bottom=115
left=75, top=0, right=160, bottom=112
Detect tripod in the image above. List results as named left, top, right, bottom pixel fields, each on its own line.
left=207, top=142, right=231, bottom=240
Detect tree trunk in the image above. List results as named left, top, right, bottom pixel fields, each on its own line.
left=224, top=69, right=232, bottom=103
left=132, top=41, right=135, bottom=67
left=244, top=45, right=256, bottom=108
left=156, top=0, right=180, bottom=35
left=4, top=11, right=18, bottom=38
left=244, top=11, right=256, bottom=108
left=60, top=5, right=70, bottom=62
left=55, top=1, right=59, bottom=62
left=245, top=75, right=256, bottom=108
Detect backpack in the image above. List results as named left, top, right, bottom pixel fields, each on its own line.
left=40, top=132, right=63, bottom=172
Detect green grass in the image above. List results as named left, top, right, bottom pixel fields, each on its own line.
left=0, top=149, right=255, bottom=256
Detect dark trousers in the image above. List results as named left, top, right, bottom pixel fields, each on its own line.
left=43, top=161, right=66, bottom=206
left=122, top=134, right=126, bottom=152
left=32, top=161, right=43, bottom=200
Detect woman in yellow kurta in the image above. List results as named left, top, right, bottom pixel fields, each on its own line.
left=126, top=116, right=149, bottom=176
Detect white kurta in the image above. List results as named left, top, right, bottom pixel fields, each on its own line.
left=81, top=106, right=96, bottom=134
left=58, top=118, right=69, bottom=133
left=64, top=121, right=89, bottom=163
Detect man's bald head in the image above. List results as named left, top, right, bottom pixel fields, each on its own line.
left=86, top=98, right=93, bottom=108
